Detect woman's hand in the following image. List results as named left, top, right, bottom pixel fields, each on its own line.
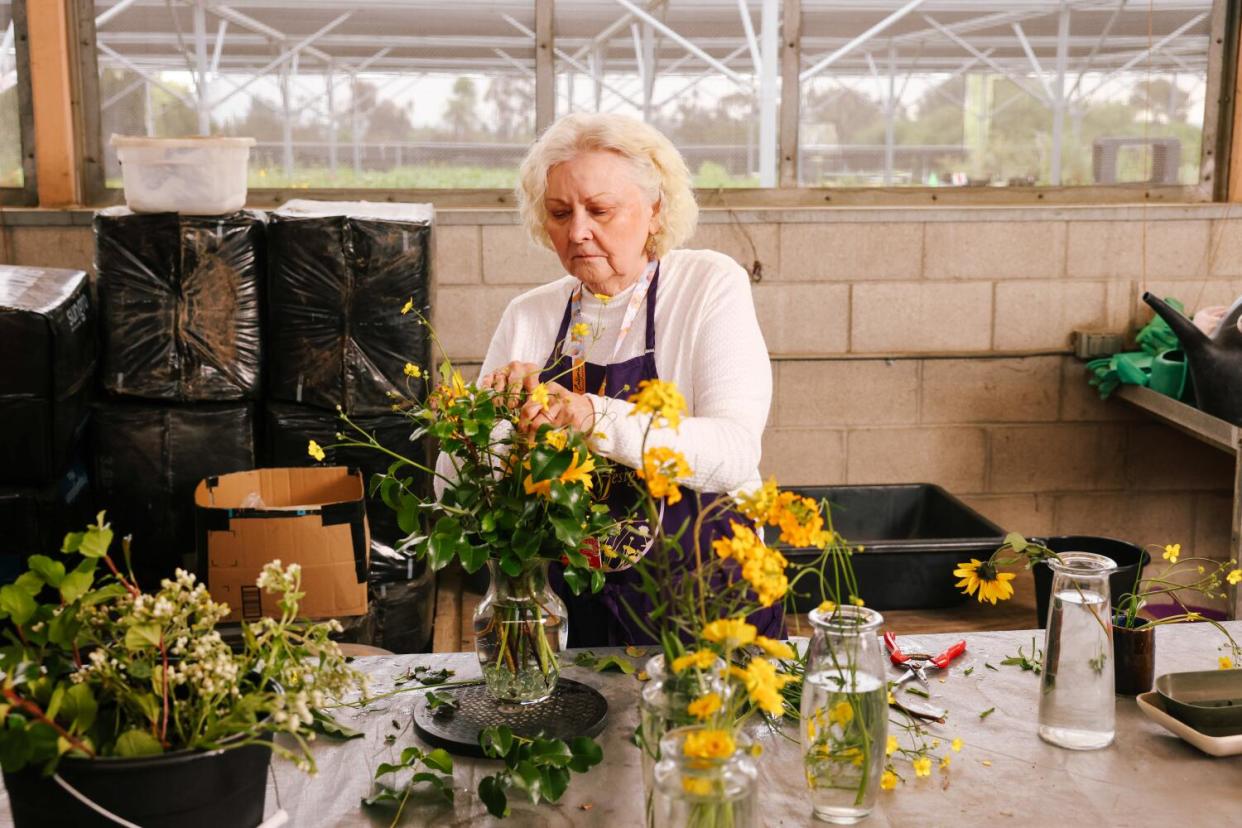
left=518, top=381, right=594, bottom=435
left=480, top=361, right=542, bottom=408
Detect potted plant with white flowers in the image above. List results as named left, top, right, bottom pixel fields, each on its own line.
left=0, top=514, right=363, bottom=828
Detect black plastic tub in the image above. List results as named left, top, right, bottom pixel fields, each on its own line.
left=1031, top=536, right=1151, bottom=629
left=775, top=484, right=1005, bottom=612
left=3, top=734, right=271, bottom=828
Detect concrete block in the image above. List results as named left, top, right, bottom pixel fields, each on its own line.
left=1136, top=278, right=1242, bottom=323
left=753, top=283, right=849, bottom=356
left=1209, top=218, right=1242, bottom=278
left=776, top=359, right=918, bottom=427
left=846, top=426, right=987, bottom=492
left=432, top=285, right=528, bottom=361
left=924, top=221, right=1064, bottom=280
left=688, top=222, right=779, bottom=278
left=993, top=280, right=1124, bottom=351
left=777, top=222, right=922, bottom=281
left=1142, top=220, right=1210, bottom=280
left=1121, top=425, right=1233, bottom=491
left=760, top=428, right=846, bottom=486
left=851, top=281, right=992, bottom=353
left=959, top=493, right=1056, bottom=536
left=1066, top=220, right=1144, bottom=279
left=921, top=356, right=1060, bottom=423
left=1059, top=356, right=1141, bottom=422
left=434, top=225, right=482, bottom=284
left=1052, top=491, right=1195, bottom=553
left=481, top=224, right=565, bottom=285
left=7, top=227, right=95, bottom=275
left=988, top=424, right=1127, bottom=493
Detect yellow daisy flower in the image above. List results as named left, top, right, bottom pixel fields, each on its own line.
left=682, top=729, right=735, bottom=760
left=682, top=776, right=713, bottom=796
left=754, top=636, right=795, bottom=660
left=702, top=618, right=757, bottom=649
left=687, top=692, right=722, bottom=720
left=671, top=649, right=717, bottom=673
left=953, top=558, right=1017, bottom=604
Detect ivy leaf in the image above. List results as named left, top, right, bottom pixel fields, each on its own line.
left=548, top=480, right=583, bottom=512
left=528, top=445, right=571, bottom=482
left=511, top=759, right=543, bottom=801
left=361, top=784, right=403, bottom=807
left=62, top=684, right=97, bottom=733
left=397, top=495, right=419, bottom=537
left=14, top=572, right=44, bottom=596
left=573, top=651, right=636, bottom=675
left=26, top=556, right=64, bottom=588
left=1004, top=532, right=1028, bottom=553
left=422, top=748, right=453, bottom=775
left=77, top=523, right=113, bottom=559
left=374, top=762, right=405, bottom=779
left=568, top=737, right=603, bottom=772
left=478, top=775, right=510, bottom=818
left=115, top=729, right=163, bottom=757
left=549, top=514, right=585, bottom=548
left=541, top=765, right=571, bottom=802
left=459, top=543, right=488, bottom=574
left=0, top=585, right=36, bottom=625
left=124, top=623, right=162, bottom=651
left=0, top=725, right=32, bottom=772
left=59, top=568, right=94, bottom=605
left=480, top=726, right=513, bottom=759
left=561, top=566, right=587, bottom=596
left=310, top=709, right=363, bottom=740
left=47, top=611, right=81, bottom=649
left=529, top=738, right=573, bottom=767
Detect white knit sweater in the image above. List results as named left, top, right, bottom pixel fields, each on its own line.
left=459, top=248, right=772, bottom=496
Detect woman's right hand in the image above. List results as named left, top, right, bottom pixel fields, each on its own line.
left=479, top=361, right=542, bottom=408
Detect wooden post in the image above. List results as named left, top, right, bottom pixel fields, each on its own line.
left=1230, top=13, right=1242, bottom=201
left=779, top=0, right=801, bottom=188
left=27, top=0, right=81, bottom=206
left=535, top=0, right=554, bottom=135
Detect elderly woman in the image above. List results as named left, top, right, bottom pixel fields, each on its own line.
left=475, top=112, right=778, bottom=647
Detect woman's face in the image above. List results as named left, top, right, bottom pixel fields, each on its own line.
left=543, top=150, right=659, bottom=292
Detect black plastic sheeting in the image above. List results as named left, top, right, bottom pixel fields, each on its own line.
left=92, top=402, right=255, bottom=589
left=369, top=542, right=434, bottom=653
left=94, top=207, right=264, bottom=401
left=0, top=460, right=94, bottom=585
left=267, top=201, right=432, bottom=414
left=262, top=401, right=430, bottom=548
left=0, top=266, right=95, bottom=484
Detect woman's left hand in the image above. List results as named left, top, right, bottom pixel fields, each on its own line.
left=518, top=381, right=594, bottom=436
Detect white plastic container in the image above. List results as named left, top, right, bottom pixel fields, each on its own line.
left=111, top=135, right=256, bottom=215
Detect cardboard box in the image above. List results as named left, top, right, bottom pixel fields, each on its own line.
left=194, top=467, right=369, bottom=622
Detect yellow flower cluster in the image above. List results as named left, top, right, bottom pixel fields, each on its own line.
left=736, top=479, right=834, bottom=550
left=436, top=370, right=469, bottom=405
left=1163, top=543, right=1181, bottom=563
left=543, top=429, right=568, bottom=451
left=403, top=362, right=421, bottom=378
left=671, top=649, right=718, bottom=673
left=682, top=729, right=735, bottom=760
left=307, top=440, right=326, bottom=462
left=524, top=450, right=595, bottom=498
left=754, top=636, right=795, bottom=660
left=687, top=692, right=722, bottom=720
left=1227, top=569, right=1241, bottom=585
left=712, top=521, right=790, bottom=607
left=628, top=379, right=687, bottom=431
left=571, top=322, right=591, bottom=339
left=529, top=383, right=550, bottom=410
left=738, top=657, right=795, bottom=716
left=702, top=618, right=757, bottom=649
left=636, top=446, right=692, bottom=505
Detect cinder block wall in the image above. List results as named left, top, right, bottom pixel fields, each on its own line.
left=3, top=203, right=1236, bottom=561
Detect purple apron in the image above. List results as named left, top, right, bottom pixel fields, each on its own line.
left=541, top=267, right=785, bottom=647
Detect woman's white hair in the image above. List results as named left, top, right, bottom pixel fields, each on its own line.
left=516, top=113, right=698, bottom=258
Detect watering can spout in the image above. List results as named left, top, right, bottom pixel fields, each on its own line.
left=1142, top=292, right=1209, bottom=352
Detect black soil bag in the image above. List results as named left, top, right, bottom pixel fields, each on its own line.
left=92, top=401, right=255, bottom=588
left=262, top=401, right=430, bottom=548
left=0, top=266, right=95, bottom=484
left=94, top=207, right=264, bottom=401
left=267, top=200, right=432, bottom=414
left=0, top=461, right=93, bottom=584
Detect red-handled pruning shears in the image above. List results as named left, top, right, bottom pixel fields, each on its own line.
left=884, top=632, right=967, bottom=688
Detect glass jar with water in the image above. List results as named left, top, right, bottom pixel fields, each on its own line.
left=801, top=605, right=888, bottom=824
left=1038, top=551, right=1117, bottom=750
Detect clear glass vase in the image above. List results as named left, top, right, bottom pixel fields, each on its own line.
left=639, top=655, right=727, bottom=825
left=801, top=605, right=888, bottom=825
left=651, top=725, right=757, bottom=828
left=1038, top=551, right=1116, bottom=749
left=472, top=559, right=568, bottom=704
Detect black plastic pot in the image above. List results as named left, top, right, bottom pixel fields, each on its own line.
left=776, top=484, right=1005, bottom=611
left=1032, top=536, right=1151, bottom=628
left=3, top=734, right=271, bottom=828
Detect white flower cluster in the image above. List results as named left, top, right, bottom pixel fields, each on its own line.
left=255, top=560, right=303, bottom=594
left=270, top=690, right=314, bottom=732
left=162, top=630, right=240, bottom=698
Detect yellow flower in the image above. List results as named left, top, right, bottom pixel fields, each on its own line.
left=682, top=729, right=735, bottom=760
left=400, top=297, right=413, bottom=315
left=1220, top=656, right=1234, bottom=670
left=1163, top=543, right=1181, bottom=563
left=739, top=657, right=794, bottom=716
left=828, top=700, right=853, bottom=728
left=687, top=692, right=722, bottom=720
left=628, top=379, right=687, bottom=431
left=636, top=446, right=692, bottom=506
left=880, top=770, right=898, bottom=791
left=671, top=650, right=717, bottom=673
left=1228, top=569, right=1242, bottom=586
left=953, top=558, right=1017, bottom=604
left=681, top=776, right=713, bottom=797
left=886, top=736, right=899, bottom=756
left=543, top=429, right=568, bottom=451
left=817, top=600, right=837, bottom=614
left=571, top=322, right=591, bottom=339
left=437, top=370, right=469, bottom=404
left=403, top=362, right=421, bottom=378
left=912, top=756, right=932, bottom=778
left=939, top=755, right=951, bottom=770
left=529, top=383, right=550, bottom=411
left=307, top=440, right=326, bottom=462
left=887, top=691, right=895, bottom=705
left=702, top=618, right=757, bottom=649
left=755, top=636, right=795, bottom=660
left=712, top=522, right=789, bottom=607
left=770, top=491, right=833, bottom=549
left=850, top=596, right=865, bottom=607
left=951, top=738, right=963, bottom=753
left=736, top=477, right=778, bottom=522
left=524, top=450, right=595, bottom=497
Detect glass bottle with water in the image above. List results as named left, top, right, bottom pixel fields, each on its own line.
left=801, top=605, right=888, bottom=824
left=1038, top=552, right=1117, bottom=750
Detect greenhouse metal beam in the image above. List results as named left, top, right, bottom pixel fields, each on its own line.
left=209, top=11, right=351, bottom=110
left=1078, top=10, right=1209, bottom=101
left=503, top=14, right=640, bottom=110
left=94, top=0, right=142, bottom=30
left=1049, top=3, right=1070, bottom=185
left=737, top=0, right=761, bottom=75
left=800, top=0, right=926, bottom=83
left=920, top=14, right=1050, bottom=106
left=96, top=42, right=196, bottom=108
left=611, top=0, right=746, bottom=86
